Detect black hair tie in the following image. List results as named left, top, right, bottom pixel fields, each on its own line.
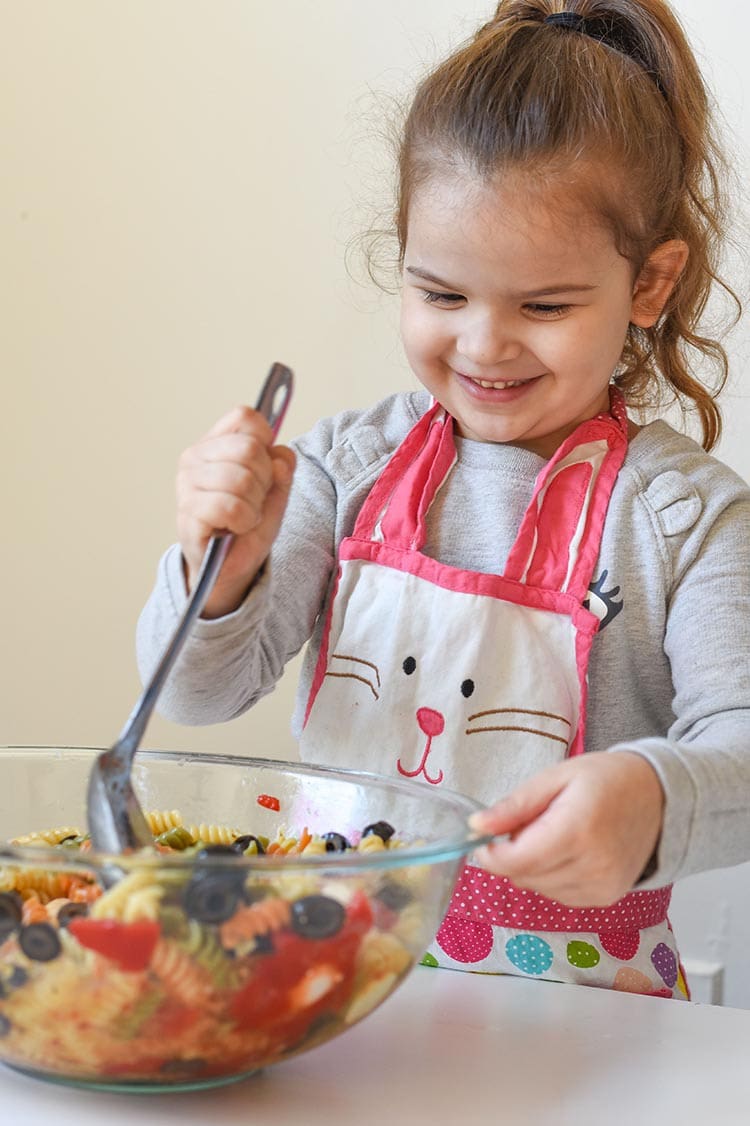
left=544, top=12, right=588, bottom=32
left=543, top=9, right=665, bottom=96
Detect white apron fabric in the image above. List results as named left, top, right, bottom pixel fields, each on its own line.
left=300, top=392, right=688, bottom=999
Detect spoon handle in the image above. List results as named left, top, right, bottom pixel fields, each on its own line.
left=116, top=362, right=294, bottom=755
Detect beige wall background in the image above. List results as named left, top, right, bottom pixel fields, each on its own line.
left=2, top=1, right=749, bottom=999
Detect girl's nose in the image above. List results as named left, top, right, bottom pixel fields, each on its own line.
left=457, top=316, right=521, bottom=366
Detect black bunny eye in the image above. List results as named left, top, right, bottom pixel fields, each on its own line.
left=461, top=679, right=475, bottom=698
left=403, top=657, right=417, bottom=675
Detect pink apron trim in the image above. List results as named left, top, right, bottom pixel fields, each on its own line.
left=337, top=538, right=600, bottom=632
left=353, top=405, right=449, bottom=543
left=303, top=560, right=342, bottom=727
left=504, top=397, right=628, bottom=601
left=379, top=411, right=456, bottom=550
left=523, top=460, right=594, bottom=591
left=447, top=866, right=672, bottom=933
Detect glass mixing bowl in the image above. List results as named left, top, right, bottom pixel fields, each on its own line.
left=0, top=746, right=487, bottom=1092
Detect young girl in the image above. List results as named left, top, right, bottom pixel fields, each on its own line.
left=137, top=0, right=750, bottom=997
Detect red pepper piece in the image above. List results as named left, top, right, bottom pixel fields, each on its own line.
left=257, top=794, right=281, bottom=811
left=68, top=917, right=160, bottom=972
left=230, top=891, right=374, bottom=1036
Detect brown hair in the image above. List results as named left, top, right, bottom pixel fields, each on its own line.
left=395, top=0, right=740, bottom=450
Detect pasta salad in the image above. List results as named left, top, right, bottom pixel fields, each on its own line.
left=0, top=811, right=426, bottom=1087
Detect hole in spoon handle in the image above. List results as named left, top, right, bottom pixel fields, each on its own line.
left=255, top=362, right=293, bottom=436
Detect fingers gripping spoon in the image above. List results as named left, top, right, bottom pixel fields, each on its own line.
left=86, top=363, right=294, bottom=859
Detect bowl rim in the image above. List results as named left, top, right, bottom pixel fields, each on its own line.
left=0, top=745, right=493, bottom=871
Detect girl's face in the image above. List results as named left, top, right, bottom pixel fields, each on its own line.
left=400, top=172, right=640, bottom=456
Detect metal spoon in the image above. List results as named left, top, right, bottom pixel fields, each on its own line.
left=87, top=362, right=294, bottom=855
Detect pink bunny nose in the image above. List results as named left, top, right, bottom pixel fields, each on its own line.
left=417, top=707, right=445, bottom=737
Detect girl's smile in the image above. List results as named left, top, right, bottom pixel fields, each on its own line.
left=400, top=172, right=644, bottom=457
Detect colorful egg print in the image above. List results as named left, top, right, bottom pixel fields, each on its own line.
left=613, top=967, right=655, bottom=994
left=505, top=934, right=554, bottom=976
left=566, top=940, right=600, bottom=969
left=650, top=942, right=678, bottom=988
left=598, top=929, right=640, bottom=961
left=436, top=915, right=494, bottom=964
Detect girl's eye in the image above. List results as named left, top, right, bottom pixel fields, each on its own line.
left=421, top=290, right=465, bottom=307
left=525, top=303, right=570, bottom=318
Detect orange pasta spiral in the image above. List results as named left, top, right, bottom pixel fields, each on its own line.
left=149, top=938, right=221, bottom=1011
left=219, top=897, right=291, bottom=950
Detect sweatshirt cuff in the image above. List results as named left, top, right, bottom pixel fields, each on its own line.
left=161, top=543, right=273, bottom=638
left=607, top=740, right=697, bottom=889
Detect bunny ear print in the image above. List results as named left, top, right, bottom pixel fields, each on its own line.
left=504, top=424, right=627, bottom=599
left=512, top=459, right=594, bottom=592
left=353, top=402, right=456, bottom=550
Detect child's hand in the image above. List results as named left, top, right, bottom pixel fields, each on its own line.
left=176, top=405, right=296, bottom=618
left=469, top=752, right=664, bottom=907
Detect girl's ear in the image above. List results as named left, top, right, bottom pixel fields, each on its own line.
left=630, top=239, right=689, bottom=328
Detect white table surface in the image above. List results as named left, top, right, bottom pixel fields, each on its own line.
left=1, top=965, right=748, bottom=1125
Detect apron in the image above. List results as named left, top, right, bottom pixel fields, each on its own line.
left=300, top=390, right=688, bottom=999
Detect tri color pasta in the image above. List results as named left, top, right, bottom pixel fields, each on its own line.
left=0, top=812, right=423, bottom=1087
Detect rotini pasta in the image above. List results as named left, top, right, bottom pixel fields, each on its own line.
left=219, top=896, right=291, bottom=951
left=149, top=936, right=222, bottom=1011
left=0, top=809, right=428, bottom=1087
left=10, top=826, right=81, bottom=847
left=186, top=823, right=241, bottom=846
left=145, top=810, right=183, bottom=835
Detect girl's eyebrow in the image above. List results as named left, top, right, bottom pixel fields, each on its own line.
left=405, top=265, right=455, bottom=287
left=404, top=265, right=597, bottom=298
left=513, top=283, right=598, bottom=298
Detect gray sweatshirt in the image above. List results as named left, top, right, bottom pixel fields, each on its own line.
left=137, top=390, right=750, bottom=890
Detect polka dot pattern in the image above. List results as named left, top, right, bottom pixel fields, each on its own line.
left=436, top=914, right=494, bottom=964
left=599, top=929, right=640, bottom=961
left=427, top=864, right=686, bottom=1000
left=448, top=865, right=672, bottom=932
left=651, top=942, right=678, bottom=988
left=567, top=941, right=600, bottom=969
left=505, top=934, right=554, bottom=976
left=614, top=967, right=655, bottom=995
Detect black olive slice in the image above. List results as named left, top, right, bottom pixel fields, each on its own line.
left=290, top=895, right=346, bottom=939
left=361, top=820, right=395, bottom=843
left=322, top=832, right=350, bottom=853
left=183, top=873, right=241, bottom=924
left=375, top=881, right=414, bottom=911
left=57, top=902, right=89, bottom=928
left=231, top=834, right=266, bottom=855
left=0, top=892, right=23, bottom=940
left=6, top=965, right=27, bottom=989
left=18, top=923, right=62, bottom=962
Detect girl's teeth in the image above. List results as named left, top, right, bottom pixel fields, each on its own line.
left=473, top=378, right=524, bottom=389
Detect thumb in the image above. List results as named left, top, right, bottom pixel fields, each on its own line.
left=258, top=446, right=296, bottom=530
left=469, top=763, right=568, bottom=837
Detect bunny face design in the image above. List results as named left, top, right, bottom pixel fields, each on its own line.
left=300, top=561, right=587, bottom=803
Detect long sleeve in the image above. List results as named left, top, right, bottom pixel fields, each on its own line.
left=602, top=454, right=750, bottom=887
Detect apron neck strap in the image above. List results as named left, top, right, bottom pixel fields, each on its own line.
left=503, top=386, right=629, bottom=597
left=352, top=401, right=456, bottom=550
left=352, top=386, right=629, bottom=593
